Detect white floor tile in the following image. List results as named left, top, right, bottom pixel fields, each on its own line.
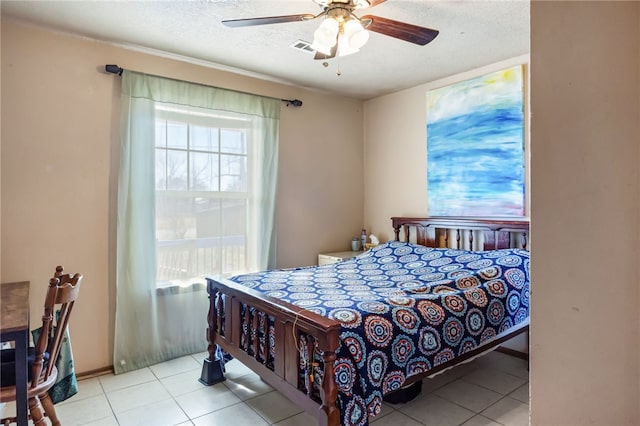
left=435, top=379, right=503, bottom=413
left=0, top=401, right=16, bottom=419
left=106, top=380, right=172, bottom=413
left=174, top=383, right=241, bottom=419
left=462, top=367, right=527, bottom=395
left=421, top=368, right=460, bottom=394
left=222, top=359, right=256, bottom=380
left=58, top=377, right=104, bottom=405
left=460, top=414, right=503, bottom=426
left=398, top=393, right=475, bottom=426
left=161, top=369, right=208, bottom=398
left=272, top=411, right=317, bottom=426
left=482, top=396, right=530, bottom=426
left=54, top=394, right=114, bottom=426
left=245, top=390, right=304, bottom=424
left=191, top=352, right=209, bottom=363
left=80, top=414, right=120, bottom=426
left=476, top=352, right=529, bottom=381
left=192, top=402, right=269, bottom=426
left=371, top=410, right=424, bottom=426
left=509, top=383, right=529, bottom=404
left=150, top=355, right=202, bottom=379
left=99, top=367, right=157, bottom=393
left=223, top=372, right=274, bottom=401
left=448, top=360, right=481, bottom=379
left=116, top=398, right=189, bottom=426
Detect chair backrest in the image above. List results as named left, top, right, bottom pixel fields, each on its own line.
left=30, top=266, right=82, bottom=388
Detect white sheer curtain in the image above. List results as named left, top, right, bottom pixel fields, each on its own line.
left=114, top=71, right=280, bottom=374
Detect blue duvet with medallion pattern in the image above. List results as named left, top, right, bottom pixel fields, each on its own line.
left=232, top=241, right=530, bottom=426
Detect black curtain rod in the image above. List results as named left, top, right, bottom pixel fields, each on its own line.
left=104, top=64, right=303, bottom=107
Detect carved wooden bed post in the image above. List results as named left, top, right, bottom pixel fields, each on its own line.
left=318, top=327, right=340, bottom=426
left=199, top=285, right=226, bottom=385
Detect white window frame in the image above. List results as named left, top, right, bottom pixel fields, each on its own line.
left=154, top=104, right=256, bottom=289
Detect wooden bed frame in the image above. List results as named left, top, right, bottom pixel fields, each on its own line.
left=200, top=217, right=530, bottom=426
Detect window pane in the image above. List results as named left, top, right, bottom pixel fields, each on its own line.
left=221, top=129, right=246, bottom=154
left=190, top=152, right=219, bottom=191
left=155, top=196, right=247, bottom=281
left=155, top=149, right=167, bottom=190
left=193, top=197, right=220, bottom=239
left=156, top=193, right=196, bottom=282
left=155, top=120, right=167, bottom=148
left=156, top=193, right=194, bottom=241
left=191, top=125, right=218, bottom=151
left=221, top=199, right=247, bottom=275
left=167, top=150, right=188, bottom=190
left=220, top=154, right=247, bottom=192
left=222, top=199, right=247, bottom=237
left=167, top=121, right=188, bottom=149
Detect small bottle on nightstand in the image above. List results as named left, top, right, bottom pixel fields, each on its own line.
left=360, top=229, right=367, bottom=251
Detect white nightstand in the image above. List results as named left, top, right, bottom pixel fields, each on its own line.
left=318, top=250, right=361, bottom=266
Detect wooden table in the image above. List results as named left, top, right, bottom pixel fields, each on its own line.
left=1, top=281, right=30, bottom=426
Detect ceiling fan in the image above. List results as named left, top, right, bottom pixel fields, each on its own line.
left=221, top=0, right=439, bottom=60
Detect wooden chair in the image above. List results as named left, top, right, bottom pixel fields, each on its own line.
left=0, top=266, right=82, bottom=426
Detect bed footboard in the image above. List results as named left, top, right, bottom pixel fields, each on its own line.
left=201, top=276, right=342, bottom=426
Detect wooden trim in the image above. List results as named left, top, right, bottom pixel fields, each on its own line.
left=496, top=346, right=530, bottom=361
left=76, top=366, right=114, bottom=380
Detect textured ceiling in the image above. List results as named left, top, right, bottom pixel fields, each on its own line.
left=1, top=0, right=530, bottom=100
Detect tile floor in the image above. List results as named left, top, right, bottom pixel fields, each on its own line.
left=1, top=350, right=529, bottom=426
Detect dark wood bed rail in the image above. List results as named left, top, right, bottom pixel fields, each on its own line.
left=203, top=277, right=342, bottom=426
left=392, top=216, right=529, bottom=250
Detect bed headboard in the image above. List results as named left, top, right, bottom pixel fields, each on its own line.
left=391, top=216, right=530, bottom=250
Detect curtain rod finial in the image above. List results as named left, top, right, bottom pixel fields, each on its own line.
left=105, top=64, right=123, bottom=76
left=282, top=99, right=302, bottom=107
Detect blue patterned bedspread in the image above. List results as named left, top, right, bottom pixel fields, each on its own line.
left=231, top=241, right=530, bottom=426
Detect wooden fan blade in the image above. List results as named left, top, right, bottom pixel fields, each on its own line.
left=361, top=15, right=439, bottom=45
left=222, top=14, right=315, bottom=27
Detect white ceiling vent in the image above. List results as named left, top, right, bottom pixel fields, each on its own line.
left=290, top=40, right=315, bottom=54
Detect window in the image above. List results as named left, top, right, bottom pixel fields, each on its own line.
left=154, top=104, right=252, bottom=288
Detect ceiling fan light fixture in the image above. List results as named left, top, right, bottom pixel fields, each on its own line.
left=311, top=17, right=339, bottom=54
left=353, top=0, right=371, bottom=9
left=337, top=33, right=359, bottom=57
left=342, top=18, right=369, bottom=50
left=313, top=0, right=369, bottom=6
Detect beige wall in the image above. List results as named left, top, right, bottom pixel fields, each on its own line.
left=0, top=19, right=364, bottom=373
left=530, top=1, right=639, bottom=425
left=364, top=1, right=640, bottom=425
